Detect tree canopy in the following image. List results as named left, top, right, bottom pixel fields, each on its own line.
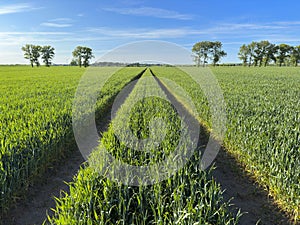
left=238, top=41, right=299, bottom=67
left=192, top=41, right=227, bottom=67
left=72, top=46, right=94, bottom=67
left=22, top=44, right=55, bottom=67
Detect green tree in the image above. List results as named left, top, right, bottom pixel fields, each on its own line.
left=253, top=41, right=271, bottom=67
left=277, top=44, right=292, bottom=67
left=192, top=41, right=212, bottom=67
left=41, top=46, right=55, bottom=67
left=70, top=59, right=78, bottom=66
left=32, top=45, right=41, bottom=67
left=247, top=42, right=256, bottom=67
left=290, top=45, right=300, bottom=67
left=192, top=41, right=226, bottom=66
left=82, top=47, right=94, bottom=67
left=211, top=41, right=227, bottom=66
left=238, top=44, right=250, bottom=66
left=72, top=46, right=94, bottom=67
left=21, top=44, right=42, bottom=67
left=264, top=43, right=278, bottom=66
left=256, top=41, right=277, bottom=67
left=21, top=44, right=35, bottom=67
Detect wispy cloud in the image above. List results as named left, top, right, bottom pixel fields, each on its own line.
left=87, top=27, right=194, bottom=38
left=41, top=22, right=72, bottom=28
left=86, top=20, right=300, bottom=43
left=0, top=3, right=34, bottom=15
left=272, top=21, right=300, bottom=26
left=50, top=18, right=73, bottom=22
left=119, top=0, right=147, bottom=6
left=103, top=7, right=193, bottom=20
left=0, top=31, right=70, bottom=36
left=41, top=18, right=73, bottom=28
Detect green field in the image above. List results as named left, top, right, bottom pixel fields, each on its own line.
left=153, top=67, right=300, bottom=219
left=0, top=66, right=299, bottom=223
left=0, top=66, right=144, bottom=210
left=152, top=66, right=300, bottom=221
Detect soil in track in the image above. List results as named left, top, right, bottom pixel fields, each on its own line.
left=0, top=112, right=111, bottom=225
left=212, top=147, right=293, bottom=225
left=1, top=70, right=145, bottom=225
left=152, top=70, right=292, bottom=225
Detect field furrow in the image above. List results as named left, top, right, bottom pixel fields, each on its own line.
left=46, top=68, right=240, bottom=224
left=0, top=66, right=145, bottom=211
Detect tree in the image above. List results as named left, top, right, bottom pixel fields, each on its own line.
left=192, top=41, right=212, bottom=67
left=238, top=44, right=250, bottom=66
left=82, top=47, right=94, bottom=67
left=277, top=44, right=292, bottom=67
left=211, top=41, right=227, bottom=66
left=238, top=42, right=259, bottom=67
left=21, top=44, right=42, bottom=67
left=290, top=45, right=300, bottom=67
left=72, top=46, right=83, bottom=67
left=247, top=42, right=256, bottom=67
left=192, top=41, right=226, bottom=67
left=21, top=44, right=35, bottom=67
left=264, top=43, right=278, bottom=66
left=70, top=59, right=78, bottom=66
left=41, top=46, right=55, bottom=67
left=256, top=40, right=275, bottom=67
left=32, top=45, right=41, bottom=67
left=72, top=46, right=94, bottom=67
left=253, top=41, right=267, bottom=67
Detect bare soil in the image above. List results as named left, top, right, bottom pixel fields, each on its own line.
left=1, top=149, right=85, bottom=225
left=1, top=112, right=111, bottom=225
left=212, top=147, right=293, bottom=225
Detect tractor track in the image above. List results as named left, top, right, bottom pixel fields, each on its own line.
left=1, top=69, right=146, bottom=225
left=151, top=69, right=292, bottom=225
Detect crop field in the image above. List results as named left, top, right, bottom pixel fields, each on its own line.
left=152, top=66, right=300, bottom=221
left=47, top=68, right=240, bottom=224
left=0, top=66, right=299, bottom=224
left=0, top=66, right=144, bottom=210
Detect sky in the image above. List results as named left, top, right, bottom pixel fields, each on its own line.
left=0, top=0, right=300, bottom=64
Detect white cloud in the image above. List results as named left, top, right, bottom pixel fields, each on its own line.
left=103, top=7, right=193, bottom=20
left=41, top=18, right=73, bottom=28
left=86, top=21, right=300, bottom=40
left=272, top=21, right=300, bottom=26
left=0, top=3, right=35, bottom=15
left=50, top=18, right=73, bottom=22
left=87, top=27, right=201, bottom=39
left=41, top=22, right=72, bottom=28
left=0, top=31, right=70, bottom=36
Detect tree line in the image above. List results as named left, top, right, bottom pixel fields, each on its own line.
left=21, top=45, right=94, bottom=67
left=238, top=41, right=300, bottom=67
left=21, top=44, right=55, bottom=67
left=22, top=41, right=300, bottom=67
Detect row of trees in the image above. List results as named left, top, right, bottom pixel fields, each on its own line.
left=21, top=44, right=55, bottom=67
left=22, top=41, right=299, bottom=67
left=192, top=41, right=227, bottom=67
left=22, top=45, right=94, bottom=67
left=238, top=41, right=300, bottom=67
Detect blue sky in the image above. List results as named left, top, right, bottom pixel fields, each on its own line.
left=0, top=0, right=300, bottom=64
